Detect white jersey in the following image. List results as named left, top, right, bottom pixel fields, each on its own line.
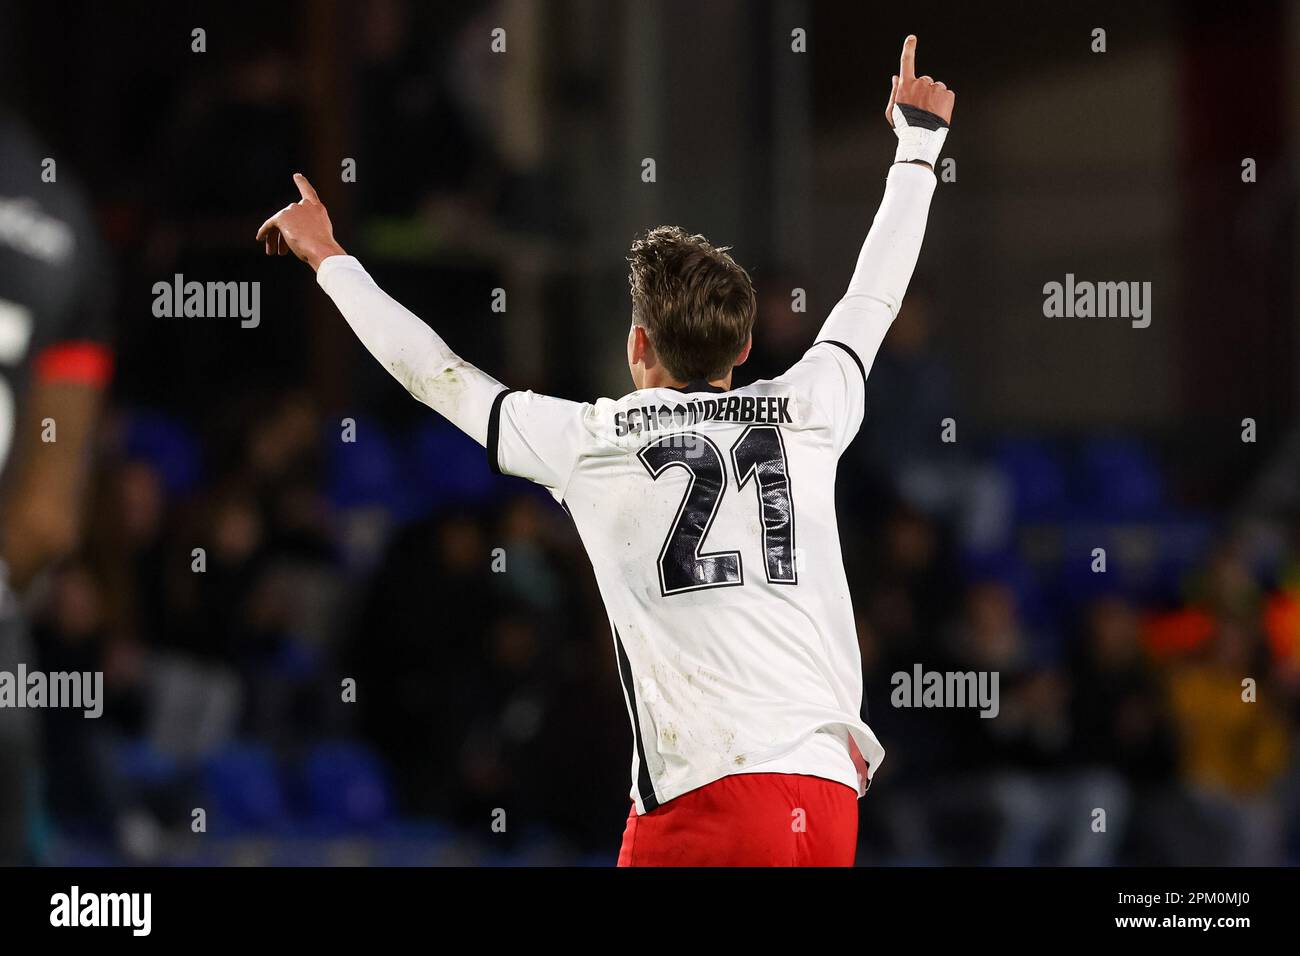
left=490, top=346, right=877, bottom=811
left=315, top=161, right=938, bottom=814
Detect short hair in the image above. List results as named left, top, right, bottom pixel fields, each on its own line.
left=627, top=226, right=756, bottom=383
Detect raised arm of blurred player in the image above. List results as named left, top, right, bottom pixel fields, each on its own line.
left=256, top=174, right=505, bottom=446
left=809, top=35, right=954, bottom=379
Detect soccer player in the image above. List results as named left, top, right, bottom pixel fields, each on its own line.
left=0, top=114, right=114, bottom=863
left=258, top=35, right=953, bottom=866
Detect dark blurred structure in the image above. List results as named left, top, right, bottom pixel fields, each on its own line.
left=1, top=0, right=1297, bottom=864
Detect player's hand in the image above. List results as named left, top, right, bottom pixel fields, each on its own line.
left=255, top=174, right=347, bottom=271
left=884, top=35, right=955, bottom=128
left=883, top=36, right=953, bottom=168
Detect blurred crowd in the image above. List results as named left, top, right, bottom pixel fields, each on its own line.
left=11, top=0, right=1299, bottom=865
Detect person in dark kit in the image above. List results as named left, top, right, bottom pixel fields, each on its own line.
left=0, top=113, right=114, bottom=863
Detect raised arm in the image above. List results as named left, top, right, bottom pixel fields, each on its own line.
left=815, top=35, right=954, bottom=372
left=256, top=174, right=505, bottom=446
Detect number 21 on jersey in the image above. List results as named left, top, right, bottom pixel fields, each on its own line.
left=637, top=425, right=797, bottom=596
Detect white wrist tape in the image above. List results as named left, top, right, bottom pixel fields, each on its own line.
left=891, top=103, right=949, bottom=166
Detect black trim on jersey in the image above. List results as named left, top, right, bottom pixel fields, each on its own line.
left=816, top=339, right=867, bottom=383
left=613, top=626, right=659, bottom=813
left=486, top=388, right=518, bottom=475
left=669, top=381, right=726, bottom=394
left=897, top=103, right=950, bottom=130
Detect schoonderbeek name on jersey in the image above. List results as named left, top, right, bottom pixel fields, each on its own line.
left=614, top=395, right=793, bottom=438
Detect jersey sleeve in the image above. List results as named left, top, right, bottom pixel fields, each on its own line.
left=488, top=389, right=590, bottom=493
left=777, top=341, right=867, bottom=455
left=317, top=255, right=506, bottom=446
left=316, top=256, right=589, bottom=488
left=777, top=161, right=936, bottom=455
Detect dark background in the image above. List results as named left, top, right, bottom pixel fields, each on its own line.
left=1, top=0, right=1297, bottom=864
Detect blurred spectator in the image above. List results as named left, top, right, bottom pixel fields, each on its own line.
left=1166, top=616, right=1290, bottom=864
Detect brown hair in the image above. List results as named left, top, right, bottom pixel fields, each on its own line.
left=627, top=226, right=757, bottom=382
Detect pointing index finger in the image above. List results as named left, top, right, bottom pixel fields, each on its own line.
left=294, top=173, right=320, bottom=204
left=899, top=35, right=917, bottom=80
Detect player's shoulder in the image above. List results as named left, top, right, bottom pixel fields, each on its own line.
left=0, top=119, right=103, bottom=304
left=503, top=388, right=598, bottom=428
left=777, top=339, right=868, bottom=388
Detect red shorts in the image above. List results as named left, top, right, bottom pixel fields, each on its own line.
left=617, top=772, right=858, bottom=866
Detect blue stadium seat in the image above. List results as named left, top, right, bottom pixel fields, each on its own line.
left=959, top=548, right=1055, bottom=634
left=325, top=418, right=404, bottom=512
left=201, top=743, right=290, bottom=834
left=1055, top=525, right=1134, bottom=606
left=407, top=420, right=502, bottom=512
left=1076, top=437, right=1166, bottom=520
left=300, top=741, right=393, bottom=833
left=112, top=736, right=182, bottom=788
left=993, top=437, right=1069, bottom=522
left=121, top=409, right=203, bottom=496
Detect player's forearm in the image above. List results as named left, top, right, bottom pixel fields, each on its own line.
left=1, top=506, right=78, bottom=592
left=316, top=255, right=505, bottom=446
left=0, top=382, right=101, bottom=592
left=815, top=161, right=937, bottom=367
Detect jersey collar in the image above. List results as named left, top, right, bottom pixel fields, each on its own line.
left=668, top=381, right=727, bottom=394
